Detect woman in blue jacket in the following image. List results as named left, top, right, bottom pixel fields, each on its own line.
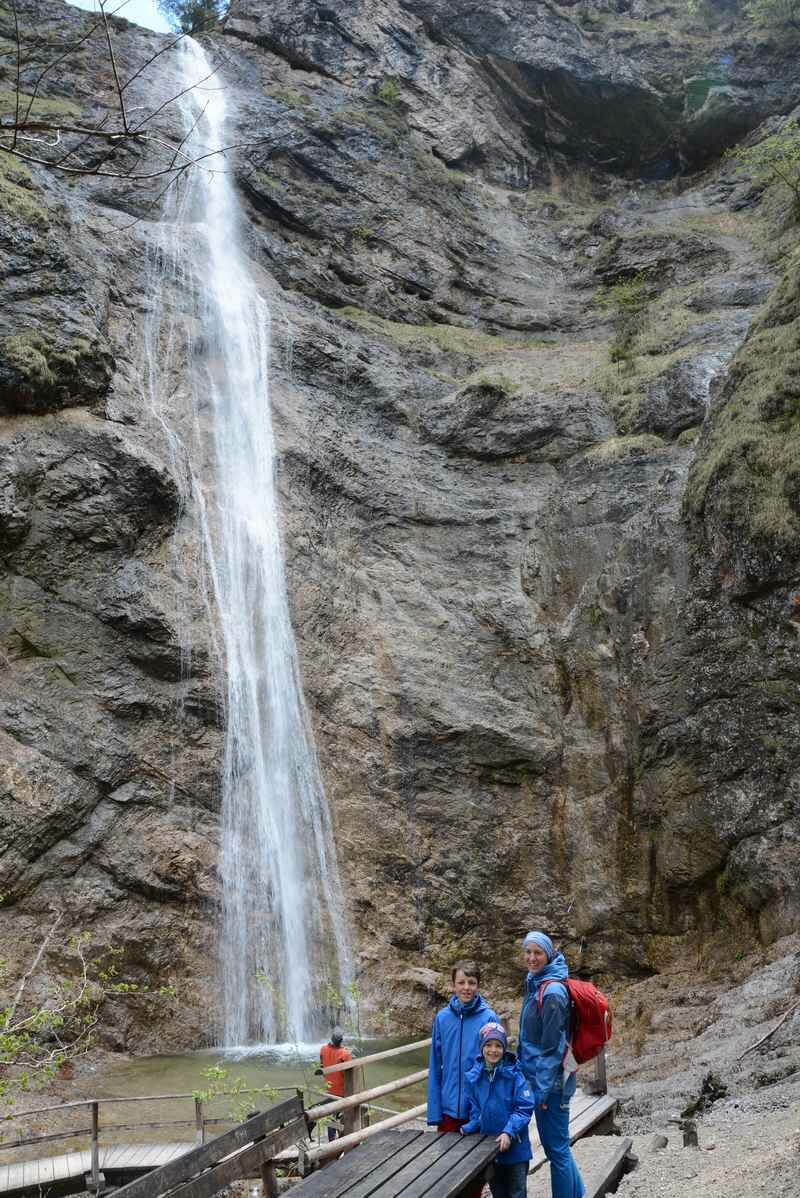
left=461, top=1023, right=534, bottom=1198
left=518, top=931, right=585, bottom=1198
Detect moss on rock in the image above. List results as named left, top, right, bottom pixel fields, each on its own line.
left=0, top=330, right=113, bottom=413
left=685, top=257, right=800, bottom=553
left=334, top=306, right=537, bottom=359
left=585, top=433, right=667, bottom=462
left=0, top=151, right=49, bottom=228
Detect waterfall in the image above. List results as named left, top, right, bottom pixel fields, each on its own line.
left=143, top=38, right=351, bottom=1047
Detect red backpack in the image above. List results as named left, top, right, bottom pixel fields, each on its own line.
left=538, top=977, right=612, bottom=1065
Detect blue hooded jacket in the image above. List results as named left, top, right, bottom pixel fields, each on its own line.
left=518, top=952, right=577, bottom=1104
left=461, top=1051, right=534, bottom=1165
left=426, top=992, right=499, bottom=1123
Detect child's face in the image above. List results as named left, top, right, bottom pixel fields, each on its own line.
left=524, top=942, right=549, bottom=973
left=452, top=970, right=479, bottom=1005
left=482, top=1039, right=504, bottom=1067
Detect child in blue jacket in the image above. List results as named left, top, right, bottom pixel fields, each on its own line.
left=461, top=1023, right=535, bottom=1198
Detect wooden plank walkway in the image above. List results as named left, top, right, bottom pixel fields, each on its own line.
left=292, top=1130, right=496, bottom=1198
left=292, top=1090, right=618, bottom=1197
left=0, top=1144, right=194, bottom=1195
left=0, top=1090, right=617, bottom=1198
left=529, top=1089, right=618, bottom=1171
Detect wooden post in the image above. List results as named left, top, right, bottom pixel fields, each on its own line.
left=340, top=1068, right=362, bottom=1136
left=90, top=1101, right=100, bottom=1192
left=260, top=1162, right=279, bottom=1198
left=594, top=1048, right=608, bottom=1095
left=195, top=1097, right=204, bottom=1146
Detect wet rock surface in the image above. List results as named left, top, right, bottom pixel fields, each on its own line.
left=0, top=0, right=798, bottom=1045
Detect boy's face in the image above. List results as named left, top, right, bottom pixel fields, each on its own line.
left=524, top=942, right=549, bottom=973
left=482, top=1039, right=504, bottom=1066
left=452, top=969, right=479, bottom=1004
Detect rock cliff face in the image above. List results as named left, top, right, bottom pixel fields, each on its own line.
left=1, top=0, right=799, bottom=1044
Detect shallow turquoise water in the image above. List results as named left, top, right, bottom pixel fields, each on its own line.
left=83, top=1038, right=429, bottom=1143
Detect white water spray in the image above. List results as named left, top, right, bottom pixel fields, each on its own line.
left=144, top=39, right=351, bottom=1046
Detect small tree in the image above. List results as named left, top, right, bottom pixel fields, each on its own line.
left=192, top=1063, right=276, bottom=1122
left=726, top=120, right=800, bottom=219
left=0, top=911, right=175, bottom=1106
left=157, top=0, right=227, bottom=34
left=594, top=272, right=652, bottom=368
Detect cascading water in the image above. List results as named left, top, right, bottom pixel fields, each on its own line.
left=144, top=38, right=351, bottom=1047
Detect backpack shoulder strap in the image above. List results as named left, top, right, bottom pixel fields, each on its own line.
left=536, top=978, right=569, bottom=1010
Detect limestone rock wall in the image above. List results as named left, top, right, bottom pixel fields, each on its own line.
left=1, top=0, right=798, bottom=1042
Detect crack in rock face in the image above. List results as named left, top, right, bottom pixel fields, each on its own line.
left=0, top=0, right=798, bottom=1045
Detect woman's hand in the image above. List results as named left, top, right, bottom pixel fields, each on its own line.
left=496, top=1133, right=511, bottom=1153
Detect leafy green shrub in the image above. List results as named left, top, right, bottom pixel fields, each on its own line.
left=726, top=120, right=800, bottom=219
left=376, top=77, right=401, bottom=106
left=1, top=918, right=175, bottom=1105
left=594, top=271, right=652, bottom=367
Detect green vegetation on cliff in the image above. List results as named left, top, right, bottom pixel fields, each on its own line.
left=0, top=152, right=48, bottom=227
left=686, top=257, right=800, bottom=548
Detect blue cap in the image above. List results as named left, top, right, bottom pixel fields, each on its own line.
left=523, top=931, right=555, bottom=960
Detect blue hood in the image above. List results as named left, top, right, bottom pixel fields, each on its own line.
left=448, top=992, right=488, bottom=1016
left=466, top=1049, right=519, bottom=1082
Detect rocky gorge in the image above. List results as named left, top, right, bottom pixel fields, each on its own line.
left=1, top=0, right=799, bottom=1052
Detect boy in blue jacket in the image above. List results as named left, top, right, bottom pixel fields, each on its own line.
left=426, top=960, right=499, bottom=1132
left=461, top=1023, right=535, bottom=1198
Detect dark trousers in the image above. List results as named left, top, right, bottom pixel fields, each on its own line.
left=489, top=1161, right=528, bottom=1198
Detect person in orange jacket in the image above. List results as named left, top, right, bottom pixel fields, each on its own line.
left=316, top=1027, right=352, bottom=1140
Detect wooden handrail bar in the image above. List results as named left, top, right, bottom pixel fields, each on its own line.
left=306, top=1069, right=428, bottom=1121
left=3, top=1086, right=300, bottom=1125
left=322, top=1037, right=432, bottom=1074
left=0, top=1126, right=94, bottom=1151
left=307, top=1103, right=427, bottom=1163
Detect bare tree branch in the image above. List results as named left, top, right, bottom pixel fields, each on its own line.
left=739, top=1000, right=800, bottom=1060
left=5, top=138, right=250, bottom=180
left=99, top=0, right=130, bottom=133
left=6, top=911, right=64, bottom=1028
left=0, top=0, right=261, bottom=189
left=10, top=0, right=22, bottom=150
left=130, top=66, right=221, bottom=135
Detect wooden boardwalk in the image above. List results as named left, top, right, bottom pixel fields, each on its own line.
left=0, top=1092, right=617, bottom=1193
left=291, top=1130, right=496, bottom=1198
left=0, top=1143, right=194, bottom=1196
left=530, top=1089, right=617, bottom=1168
left=290, top=1092, right=618, bottom=1197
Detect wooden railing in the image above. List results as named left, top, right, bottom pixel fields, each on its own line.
left=0, top=1088, right=299, bottom=1187
left=0, top=1036, right=609, bottom=1189
left=0, top=1039, right=432, bottom=1184
left=302, top=1036, right=431, bottom=1168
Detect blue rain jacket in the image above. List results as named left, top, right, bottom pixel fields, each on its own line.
left=518, top=952, right=577, bottom=1105
left=426, top=992, right=498, bottom=1123
left=461, top=1051, right=534, bottom=1165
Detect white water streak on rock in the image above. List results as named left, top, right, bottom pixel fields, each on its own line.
left=143, top=38, right=350, bottom=1046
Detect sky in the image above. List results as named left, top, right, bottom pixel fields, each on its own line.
left=66, top=0, right=172, bottom=33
